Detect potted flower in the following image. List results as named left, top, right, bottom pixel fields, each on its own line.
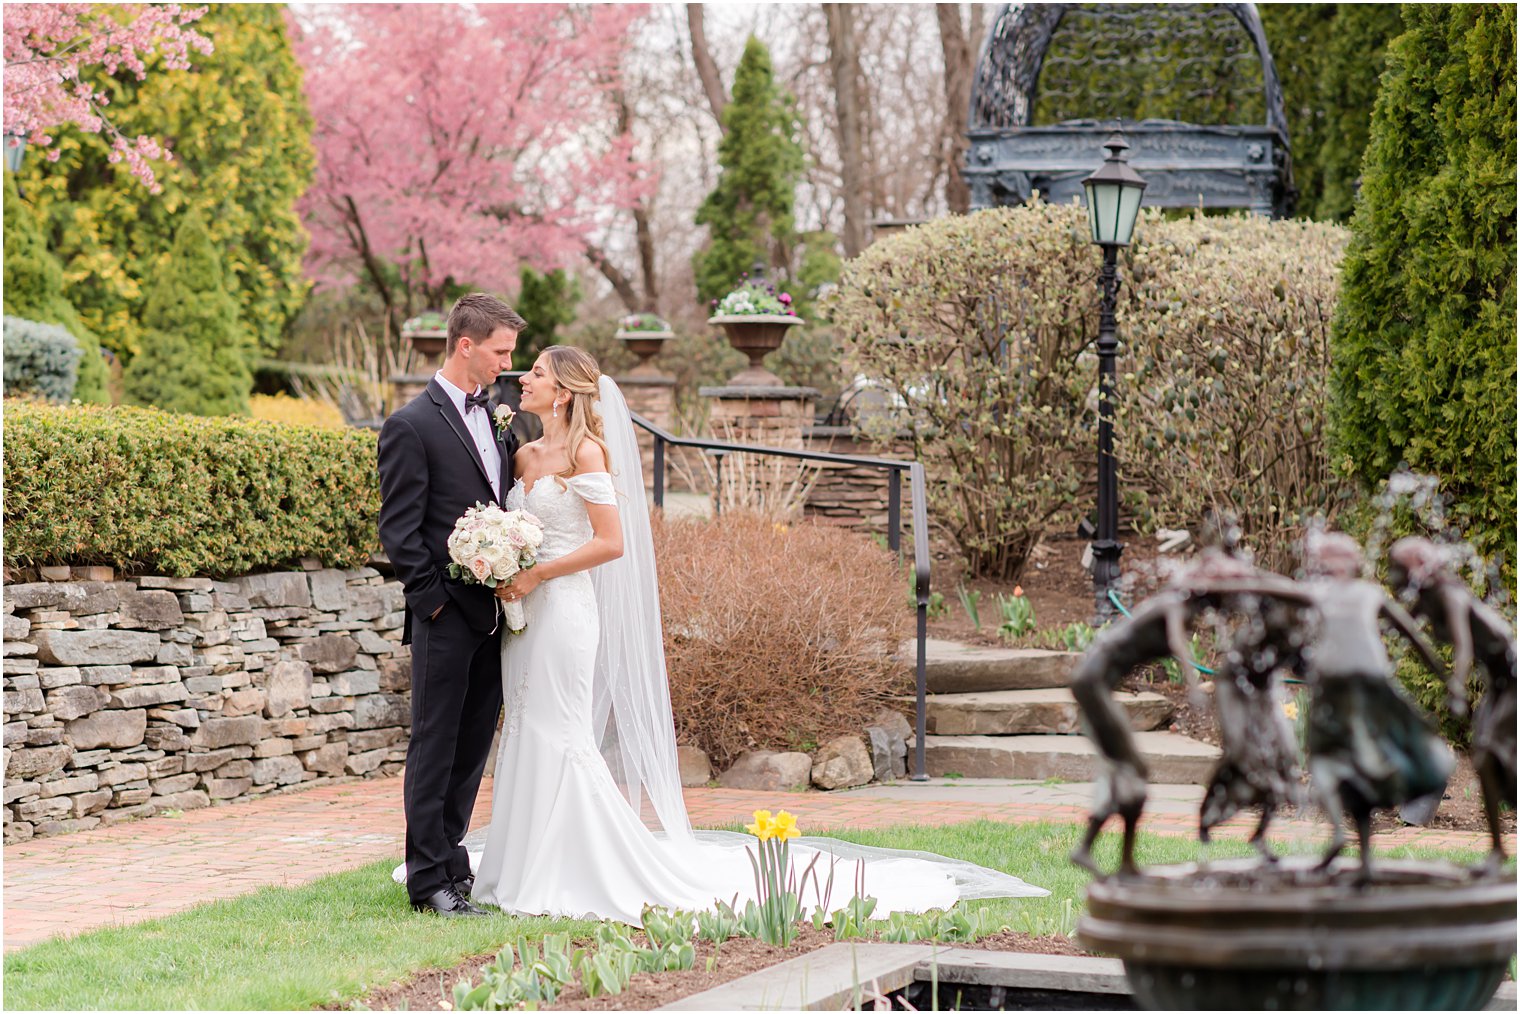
left=401, top=309, right=448, bottom=359
left=707, top=277, right=803, bottom=386
left=614, top=312, right=675, bottom=369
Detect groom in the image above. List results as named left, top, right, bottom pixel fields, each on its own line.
left=377, top=293, right=524, bottom=916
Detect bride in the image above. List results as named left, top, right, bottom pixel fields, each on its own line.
left=411, top=345, right=1046, bottom=923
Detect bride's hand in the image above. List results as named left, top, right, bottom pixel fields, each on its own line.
left=496, top=569, right=542, bottom=603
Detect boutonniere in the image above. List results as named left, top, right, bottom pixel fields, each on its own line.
left=493, top=404, right=515, bottom=436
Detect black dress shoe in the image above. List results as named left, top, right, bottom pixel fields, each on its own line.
left=453, top=874, right=475, bottom=896
left=411, top=886, right=486, bottom=917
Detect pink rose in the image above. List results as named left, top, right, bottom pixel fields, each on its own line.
left=469, top=557, right=491, bottom=582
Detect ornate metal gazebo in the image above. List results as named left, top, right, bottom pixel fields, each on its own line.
left=964, top=3, right=1294, bottom=217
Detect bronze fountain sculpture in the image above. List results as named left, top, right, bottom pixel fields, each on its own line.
left=1071, top=519, right=1517, bottom=1010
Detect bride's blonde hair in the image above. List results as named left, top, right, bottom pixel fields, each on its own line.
left=545, top=345, right=613, bottom=479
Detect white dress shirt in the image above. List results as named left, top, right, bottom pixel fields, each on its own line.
left=435, top=372, right=502, bottom=502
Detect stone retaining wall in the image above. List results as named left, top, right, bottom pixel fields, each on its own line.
left=801, top=426, right=913, bottom=537
left=3, top=566, right=411, bottom=843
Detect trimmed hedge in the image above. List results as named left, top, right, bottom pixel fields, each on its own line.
left=4, top=401, right=380, bottom=576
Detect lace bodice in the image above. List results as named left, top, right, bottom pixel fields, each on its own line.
left=505, top=471, right=616, bottom=565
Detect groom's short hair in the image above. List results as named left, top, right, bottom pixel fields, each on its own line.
left=446, top=294, right=526, bottom=356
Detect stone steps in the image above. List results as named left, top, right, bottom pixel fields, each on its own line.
left=901, top=638, right=1082, bottom=694
left=918, top=731, right=1220, bottom=784
left=898, top=635, right=1216, bottom=786
left=905, top=687, right=1172, bottom=736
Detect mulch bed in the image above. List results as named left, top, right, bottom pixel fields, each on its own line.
left=341, top=926, right=1091, bottom=1012
left=927, top=534, right=1172, bottom=645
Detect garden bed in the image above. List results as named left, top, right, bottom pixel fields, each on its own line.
left=344, top=926, right=1089, bottom=1011
left=927, top=534, right=1171, bottom=646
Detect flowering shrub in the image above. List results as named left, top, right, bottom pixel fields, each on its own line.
left=2, top=4, right=213, bottom=191
left=617, top=312, right=672, bottom=333
left=830, top=204, right=1349, bottom=578
left=712, top=278, right=798, bottom=317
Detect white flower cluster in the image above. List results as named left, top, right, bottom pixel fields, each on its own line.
left=448, top=503, right=544, bottom=584
left=446, top=503, right=545, bottom=632
left=717, top=292, right=761, bottom=315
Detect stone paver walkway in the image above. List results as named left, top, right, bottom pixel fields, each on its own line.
left=4, top=775, right=1509, bottom=952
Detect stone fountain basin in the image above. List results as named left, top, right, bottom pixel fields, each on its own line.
left=1078, top=856, right=1516, bottom=1010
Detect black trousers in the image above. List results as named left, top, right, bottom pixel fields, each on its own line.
left=403, top=604, right=503, bottom=903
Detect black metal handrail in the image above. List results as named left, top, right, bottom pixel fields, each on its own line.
left=628, top=410, right=933, bottom=781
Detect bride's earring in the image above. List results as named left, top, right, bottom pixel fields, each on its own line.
left=552, top=401, right=558, bottom=419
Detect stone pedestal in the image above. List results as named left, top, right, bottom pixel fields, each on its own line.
left=616, top=368, right=676, bottom=491
left=700, top=384, right=818, bottom=515
left=388, top=372, right=432, bottom=416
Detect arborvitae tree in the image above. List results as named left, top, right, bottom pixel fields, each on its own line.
left=2, top=174, right=110, bottom=403
left=514, top=266, right=580, bottom=363
left=1260, top=4, right=1404, bottom=221
left=19, top=4, right=314, bottom=360
left=124, top=209, right=254, bottom=416
left=693, top=37, right=806, bottom=304
left=1330, top=4, right=1517, bottom=566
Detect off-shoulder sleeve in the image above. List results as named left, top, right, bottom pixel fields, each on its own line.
left=566, top=471, right=617, bottom=505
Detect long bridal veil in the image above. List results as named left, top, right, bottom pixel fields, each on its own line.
left=587, top=375, right=692, bottom=840
left=585, top=376, right=1047, bottom=904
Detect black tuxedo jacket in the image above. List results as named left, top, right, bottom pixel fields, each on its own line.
left=377, top=378, right=519, bottom=643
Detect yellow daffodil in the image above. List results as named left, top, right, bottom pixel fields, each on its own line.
left=771, top=810, right=801, bottom=841
left=1283, top=700, right=1299, bottom=721
left=745, top=809, right=776, bottom=840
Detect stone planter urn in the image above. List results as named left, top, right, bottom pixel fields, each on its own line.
left=708, top=313, right=801, bottom=387
left=614, top=328, right=675, bottom=372
left=403, top=328, right=447, bottom=361
left=401, top=310, right=449, bottom=363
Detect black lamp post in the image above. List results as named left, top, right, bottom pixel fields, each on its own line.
left=1082, top=133, right=1146, bottom=625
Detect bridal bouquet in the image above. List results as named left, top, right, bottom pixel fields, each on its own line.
left=446, top=503, right=544, bottom=633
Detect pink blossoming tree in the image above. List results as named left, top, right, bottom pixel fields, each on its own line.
left=3, top=3, right=213, bottom=192
left=292, top=3, right=654, bottom=329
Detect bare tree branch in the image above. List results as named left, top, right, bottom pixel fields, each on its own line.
left=585, top=242, right=643, bottom=312
left=686, top=4, right=729, bottom=130
left=825, top=3, right=866, bottom=257
left=936, top=3, right=976, bottom=214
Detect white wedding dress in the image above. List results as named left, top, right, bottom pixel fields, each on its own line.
left=402, top=378, right=1047, bottom=924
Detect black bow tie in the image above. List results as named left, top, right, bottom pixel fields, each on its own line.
left=464, top=389, right=491, bottom=413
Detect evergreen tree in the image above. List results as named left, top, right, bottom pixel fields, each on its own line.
left=1330, top=4, right=1517, bottom=566
left=1260, top=4, right=1404, bottom=221
left=514, top=266, right=580, bottom=362
left=19, top=4, right=314, bottom=360
left=693, top=37, right=806, bottom=304
left=124, top=209, right=254, bottom=417
left=2, top=174, right=109, bottom=403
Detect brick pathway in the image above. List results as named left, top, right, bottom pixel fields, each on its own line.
left=4, top=776, right=1509, bottom=952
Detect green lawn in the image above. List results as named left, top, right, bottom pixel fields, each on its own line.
left=2, top=820, right=1491, bottom=1011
